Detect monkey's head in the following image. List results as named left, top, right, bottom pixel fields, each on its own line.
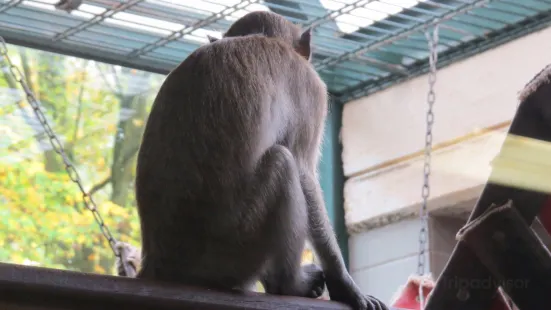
left=209, top=11, right=312, bottom=61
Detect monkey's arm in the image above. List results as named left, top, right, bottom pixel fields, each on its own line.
left=301, top=173, right=388, bottom=310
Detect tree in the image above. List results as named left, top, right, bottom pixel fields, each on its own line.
left=0, top=43, right=163, bottom=274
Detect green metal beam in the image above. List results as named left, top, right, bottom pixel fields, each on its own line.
left=338, top=9, right=551, bottom=102
left=319, top=101, right=348, bottom=268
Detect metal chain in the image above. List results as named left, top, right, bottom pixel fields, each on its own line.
left=417, top=25, right=439, bottom=278
left=0, top=36, right=125, bottom=265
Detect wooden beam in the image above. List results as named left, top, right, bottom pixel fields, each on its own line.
left=0, top=263, right=351, bottom=310
left=458, top=201, right=551, bottom=310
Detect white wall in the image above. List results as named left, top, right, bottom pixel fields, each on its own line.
left=342, top=25, right=551, bottom=177
left=349, top=218, right=427, bottom=304
left=341, top=25, right=551, bottom=231
left=344, top=128, right=505, bottom=231
left=349, top=216, right=466, bottom=304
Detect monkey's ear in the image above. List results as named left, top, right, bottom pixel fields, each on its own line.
left=295, top=28, right=312, bottom=61
left=207, top=35, right=218, bottom=43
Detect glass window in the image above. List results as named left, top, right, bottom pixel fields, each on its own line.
left=1, top=43, right=164, bottom=274
left=0, top=43, right=317, bottom=289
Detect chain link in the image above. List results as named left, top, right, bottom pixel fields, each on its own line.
left=417, top=25, right=439, bottom=277
left=0, top=36, right=123, bottom=262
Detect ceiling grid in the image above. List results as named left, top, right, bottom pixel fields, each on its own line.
left=0, top=0, right=550, bottom=101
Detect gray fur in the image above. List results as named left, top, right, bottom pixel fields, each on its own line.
left=135, top=11, right=387, bottom=310
left=518, top=64, right=551, bottom=102
left=115, top=241, right=141, bottom=277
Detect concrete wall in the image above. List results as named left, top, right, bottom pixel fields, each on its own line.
left=349, top=215, right=467, bottom=303
left=341, top=25, right=551, bottom=231
left=344, top=128, right=505, bottom=232
left=341, top=25, right=551, bottom=178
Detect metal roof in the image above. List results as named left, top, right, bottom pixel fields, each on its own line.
left=1, top=0, right=550, bottom=102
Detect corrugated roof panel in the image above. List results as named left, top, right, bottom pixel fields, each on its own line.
left=0, top=0, right=550, bottom=101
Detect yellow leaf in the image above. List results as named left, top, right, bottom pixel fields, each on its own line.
left=8, top=218, right=20, bottom=230
left=11, top=252, right=24, bottom=263
left=77, top=235, right=87, bottom=244
left=301, top=249, right=314, bottom=263
left=94, top=264, right=106, bottom=274
left=65, top=195, right=75, bottom=205
left=106, top=124, right=116, bottom=132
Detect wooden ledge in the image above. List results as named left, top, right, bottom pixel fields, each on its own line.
left=0, top=262, right=351, bottom=310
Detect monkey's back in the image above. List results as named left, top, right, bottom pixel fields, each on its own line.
left=135, top=35, right=327, bottom=283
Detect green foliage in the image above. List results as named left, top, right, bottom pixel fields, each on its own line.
left=0, top=44, right=164, bottom=274
left=0, top=161, right=139, bottom=273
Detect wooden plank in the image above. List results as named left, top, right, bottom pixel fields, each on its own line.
left=425, top=65, right=551, bottom=310
left=489, top=133, right=551, bottom=194
left=531, top=217, right=551, bottom=249
left=458, top=201, right=551, bottom=310
left=0, top=263, right=351, bottom=310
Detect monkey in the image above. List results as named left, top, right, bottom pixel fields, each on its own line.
left=135, top=11, right=388, bottom=310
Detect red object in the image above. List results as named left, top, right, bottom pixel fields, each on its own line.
left=390, top=275, right=434, bottom=310
left=391, top=275, right=514, bottom=310
left=538, top=196, right=551, bottom=234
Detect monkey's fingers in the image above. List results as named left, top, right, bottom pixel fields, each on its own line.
left=365, top=295, right=389, bottom=310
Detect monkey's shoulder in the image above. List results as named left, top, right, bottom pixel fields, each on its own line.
left=161, top=34, right=324, bottom=99
left=178, top=35, right=309, bottom=72
left=210, top=34, right=293, bottom=51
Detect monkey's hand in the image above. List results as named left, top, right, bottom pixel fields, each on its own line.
left=326, top=274, right=389, bottom=310
left=114, top=242, right=142, bottom=277
left=302, top=264, right=326, bottom=298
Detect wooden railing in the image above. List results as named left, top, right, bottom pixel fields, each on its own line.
left=0, top=262, right=353, bottom=310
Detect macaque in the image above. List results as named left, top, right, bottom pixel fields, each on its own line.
left=135, top=11, right=387, bottom=310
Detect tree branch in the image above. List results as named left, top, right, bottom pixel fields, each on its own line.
left=87, top=144, right=140, bottom=196
left=110, top=65, right=123, bottom=93
left=70, top=61, right=89, bottom=156
left=66, top=125, right=117, bottom=150
left=95, top=63, right=120, bottom=98
left=96, top=63, right=125, bottom=99
left=88, top=176, right=112, bottom=196
left=2, top=69, right=45, bottom=143
left=18, top=47, right=38, bottom=96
